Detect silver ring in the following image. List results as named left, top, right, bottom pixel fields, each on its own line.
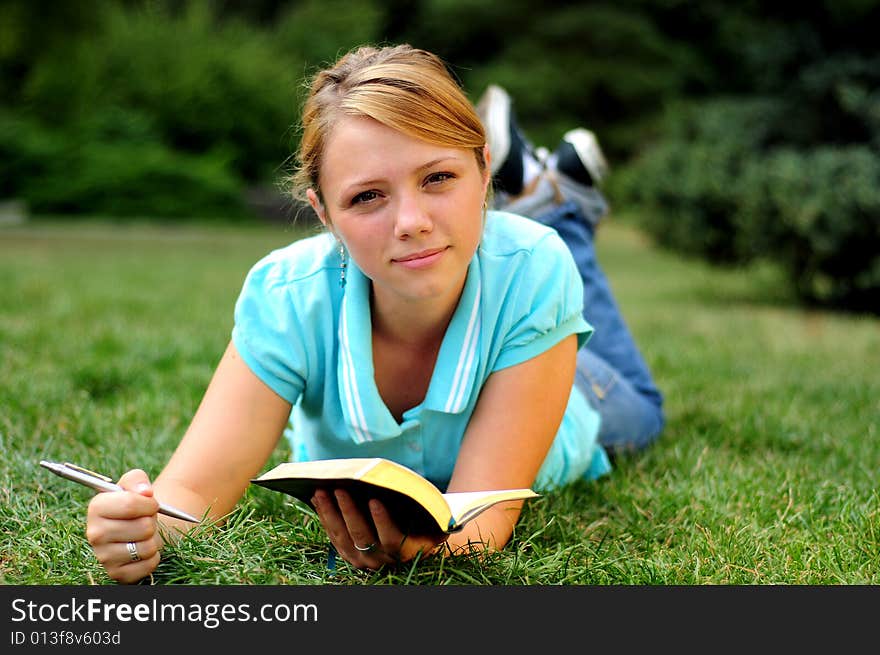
left=126, top=541, right=141, bottom=562
left=354, top=542, right=377, bottom=553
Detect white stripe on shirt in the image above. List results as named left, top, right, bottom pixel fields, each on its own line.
left=445, top=285, right=481, bottom=413
left=339, top=302, right=372, bottom=443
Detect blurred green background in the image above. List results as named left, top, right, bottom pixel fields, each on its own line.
left=1, top=0, right=878, bottom=313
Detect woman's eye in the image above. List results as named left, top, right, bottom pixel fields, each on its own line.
left=351, top=190, right=379, bottom=205
left=425, top=172, right=455, bottom=186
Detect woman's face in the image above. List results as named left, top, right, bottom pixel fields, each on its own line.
left=309, top=115, right=489, bottom=312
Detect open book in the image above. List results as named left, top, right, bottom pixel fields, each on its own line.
left=251, top=457, right=539, bottom=534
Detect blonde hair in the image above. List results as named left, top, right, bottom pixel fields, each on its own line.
left=289, top=44, right=487, bottom=203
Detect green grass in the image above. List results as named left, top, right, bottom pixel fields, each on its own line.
left=2, top=214, right=878, bottom=585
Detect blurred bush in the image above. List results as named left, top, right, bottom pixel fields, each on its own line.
left=21, top=3, right=300, bottom=183
left=611, top=10, right=880, bottom=314
left=0, top=109, right=246, bottom=219
left=614, top=103, right=880, bottom=312
left=612, top=98, right=783, bottom=264
left=748, top=147, right=880, bottom=312
left=272, top=0, right=384, bottom=66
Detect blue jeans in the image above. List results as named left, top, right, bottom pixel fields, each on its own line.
left=499, top=180, right=665, bottom=454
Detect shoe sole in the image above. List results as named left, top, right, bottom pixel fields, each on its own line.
left=563, top=128, right=608, bottom=184
left=476, top=85, right=511, bottom=175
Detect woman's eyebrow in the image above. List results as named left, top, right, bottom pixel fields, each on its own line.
left=339, top=156, right=463, bottom=196
left=416, top=156, right=461, bottom=172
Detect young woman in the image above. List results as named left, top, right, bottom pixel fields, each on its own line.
left=85, top=44, right=664, bottom=583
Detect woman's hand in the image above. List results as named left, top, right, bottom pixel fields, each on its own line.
left=85, top=469, right=162, bottom=584
left=311, top=489, right=447, bottom=570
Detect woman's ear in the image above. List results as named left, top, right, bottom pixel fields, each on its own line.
left=306, top=188, right=328, bottom=227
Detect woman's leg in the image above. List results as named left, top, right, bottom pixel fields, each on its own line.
left=517, top=185, right=665, bottom=453
left=477, top=84, right=665, bottom=452
left=544, top=196, right=665, bottom=453
left=498, top=175, right=665, bottom=454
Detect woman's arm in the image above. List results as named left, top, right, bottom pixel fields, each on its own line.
left=444, top=333, right=578, bottom=553
left=153, top=340, right=293, bottom=530
left=86, top=340, right=292, bottom=582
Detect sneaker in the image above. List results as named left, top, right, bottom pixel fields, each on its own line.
left=476, top=84, right=531, bottom=196
left=553, top=128, right=608, bottom=187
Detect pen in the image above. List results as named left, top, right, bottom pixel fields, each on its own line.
left=39, top=460, right=200, bottom=523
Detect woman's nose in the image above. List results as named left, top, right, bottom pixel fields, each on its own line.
left=393, top=191, right=432, bottom=237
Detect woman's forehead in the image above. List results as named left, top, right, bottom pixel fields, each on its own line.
left=321, top=116, right=470, bottom=176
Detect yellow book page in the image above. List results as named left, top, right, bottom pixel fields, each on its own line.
left=257, top=458, right=382, bottom=481
left=443, top=489, right=540, bottom=529
left=360, top=460, right=451, bottom=530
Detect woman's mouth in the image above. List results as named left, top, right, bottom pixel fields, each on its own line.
left=392, top=247, right=448, bottom=270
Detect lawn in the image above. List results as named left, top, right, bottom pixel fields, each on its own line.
left=1, top=214, right=878, bottom=584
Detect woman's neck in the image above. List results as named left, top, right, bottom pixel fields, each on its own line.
left=369, top=279, right=464, bottom=351
left=369, top=280, right=465, bottom=421
left=370, top=299, right=452, bottom=353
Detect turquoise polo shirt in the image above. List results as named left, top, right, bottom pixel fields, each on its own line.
left=232, top=210, right=610, bottom=492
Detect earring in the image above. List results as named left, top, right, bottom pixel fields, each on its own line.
left=338, top=242, right=347, bottom=288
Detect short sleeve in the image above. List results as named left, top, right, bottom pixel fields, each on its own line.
left=231, top=252, right=308, bottom=404
left=493, top=230, right=593, bottom=371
